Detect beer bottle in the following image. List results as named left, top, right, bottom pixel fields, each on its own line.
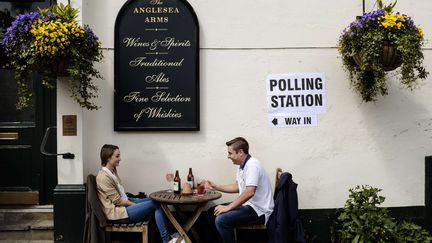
left=187, top=168, right=195, bottom=189
left=173, top=170, right=181, bottom=194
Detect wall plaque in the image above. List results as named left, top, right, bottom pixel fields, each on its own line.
left=114, top=0, right=199, bottom=131
left=62, top=115, right=77, bottom=136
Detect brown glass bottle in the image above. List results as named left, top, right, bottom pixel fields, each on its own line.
left=173, top=170, right=181, bottom=194
left=187, top=168, right=195, bottom=189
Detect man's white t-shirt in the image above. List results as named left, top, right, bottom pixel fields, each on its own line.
left=236, top=156, right=274, bottom=224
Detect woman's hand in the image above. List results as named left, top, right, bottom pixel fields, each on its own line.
left=120, top=198, right=135, bottom=206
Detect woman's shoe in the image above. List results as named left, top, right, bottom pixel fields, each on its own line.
left=168, top=233, right=186, bottom=243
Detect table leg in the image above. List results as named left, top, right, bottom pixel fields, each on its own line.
left=160, top=203, right=191, bottom=243
left=173, top=204, right=205, bottom=242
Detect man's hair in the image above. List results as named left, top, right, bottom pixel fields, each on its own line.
left=100, top=144, right=119, bottom=166
left=226, top=137, right=249, bottom=154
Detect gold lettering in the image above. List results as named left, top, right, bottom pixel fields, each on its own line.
left=150, top=0, right=163, bottom=5
left=123, top=92, right=148, bottom=103
left=145, top=16, right=169, bottom=23
left=133, top=7, right=179, bottom=14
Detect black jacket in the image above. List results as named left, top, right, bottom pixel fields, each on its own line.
left=83, top=174, right=108, bottom=243
left=267, top=172, right=306, bottom=243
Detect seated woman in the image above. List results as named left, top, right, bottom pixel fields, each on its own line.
left=96, top=144, right=180, bottom=243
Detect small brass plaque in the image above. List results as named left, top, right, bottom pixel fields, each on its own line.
left=0, top=132, right=18, bottom=140
left=63, top=115, right=77, bottom=136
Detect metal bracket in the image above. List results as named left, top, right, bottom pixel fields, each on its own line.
left=40, top=126, right=75, bottom=159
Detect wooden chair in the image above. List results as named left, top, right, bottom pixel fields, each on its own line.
left=105, top=222, right=149, bottom=243
left=85, top=174, right=150, bottom=243
left=234, top=168, right=283, bottom=241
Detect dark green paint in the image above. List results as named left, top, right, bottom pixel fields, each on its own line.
left=0, top=0, right=57, bottom=204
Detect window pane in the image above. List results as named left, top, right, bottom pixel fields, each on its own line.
left=0, top=69, right=35, bottom=123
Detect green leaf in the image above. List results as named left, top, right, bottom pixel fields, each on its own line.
left=353, top=235, right=359, bottom=243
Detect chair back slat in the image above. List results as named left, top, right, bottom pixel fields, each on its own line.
left=275, top=168, right=283, bottom=188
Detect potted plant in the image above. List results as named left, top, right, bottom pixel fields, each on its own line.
left=337, top=185, right=432, bottom=243
left=1, top=3, right=103, bottom=110
left=338, top=0, right=428, bottom=102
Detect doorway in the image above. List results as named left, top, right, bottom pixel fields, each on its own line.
left=0, top=0, right=57, bottom=205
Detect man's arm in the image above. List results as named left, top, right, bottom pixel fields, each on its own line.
left=206, top=180, right=239, bottom=193
left=214, top=186, right=256, bottom=216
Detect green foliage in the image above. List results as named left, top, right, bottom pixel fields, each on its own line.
left=377, top=0, right=397, bottom=12
left=338, top=185, right=432, bottom=243
left=394, top=221, right=432, bottom=243
left=50, top=3, right=79, bottom=22
left=338, top=185, right=395, bottom=242
left=338, top=1, right=428, bottom=102
left=2, top=4, right=103, bottom=110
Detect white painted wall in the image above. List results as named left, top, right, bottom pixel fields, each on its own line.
left=56, top=0, right=84, bottom=185
left=58, top=0, right=432, bottom=209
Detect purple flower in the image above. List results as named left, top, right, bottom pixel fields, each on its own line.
left=84, top=25, right=99, bottom=43
left=2, top=11, right=42, bottom=51
left=43, top=11, right=57, bottom=20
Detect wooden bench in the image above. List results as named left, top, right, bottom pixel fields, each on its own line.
left=234, top=168, right=283, bottom=240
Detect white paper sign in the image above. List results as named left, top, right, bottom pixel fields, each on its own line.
left=268, top=114, right=317, bottom=127
left=266, top=73, right=326, bottom=114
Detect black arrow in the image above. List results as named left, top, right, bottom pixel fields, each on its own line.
left=272, top=118, right=278, bottom=126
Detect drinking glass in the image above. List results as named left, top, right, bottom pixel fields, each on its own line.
left=165, top=173, right=174, bottom=192
left=196, top=177, right=206, bottom=196
left=197, top=183, right=206, bottom=195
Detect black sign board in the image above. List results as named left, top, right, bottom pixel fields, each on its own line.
left=114, top=0, right=199, bottom=131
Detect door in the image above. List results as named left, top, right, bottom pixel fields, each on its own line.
left=0, top=0, right=56, bottom=205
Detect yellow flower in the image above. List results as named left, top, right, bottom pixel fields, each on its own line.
left=379, top=11, right=405, bottom=29
left=418, top=26, right=424, bottom=38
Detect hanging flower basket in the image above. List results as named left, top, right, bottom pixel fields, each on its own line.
left=33, top=59, right=70, bottom=77
left=1, top=4, right=103, bottom=110
left=352, top=41, right=402, bottom=72
left=338, top=0, right=428, bottom=102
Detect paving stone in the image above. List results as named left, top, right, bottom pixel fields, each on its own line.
left=0, top=206, right=53, bottom=241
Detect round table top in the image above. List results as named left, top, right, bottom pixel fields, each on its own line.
left=149, top=190, right=222, bottom=204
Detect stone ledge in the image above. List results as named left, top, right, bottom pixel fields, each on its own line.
left=0, top=229, right=53, bottom=241
left=0, top=220, right=53, bottom=231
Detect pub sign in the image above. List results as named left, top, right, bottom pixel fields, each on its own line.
left=114, top=0, right=199, bottom=131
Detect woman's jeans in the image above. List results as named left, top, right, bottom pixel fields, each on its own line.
left=111, top=198, right=171, bottom=243
left=215, top=205, right=264, bottom=243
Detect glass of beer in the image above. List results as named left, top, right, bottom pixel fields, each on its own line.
left=197, top=180, right=205, bottom=195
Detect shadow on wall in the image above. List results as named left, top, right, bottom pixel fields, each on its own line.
left=358, top=76, right=432, bottom=187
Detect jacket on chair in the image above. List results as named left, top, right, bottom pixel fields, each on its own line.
left=267, top=172, right=306, bottom=243
left=83, top=174, right=108, bottom=243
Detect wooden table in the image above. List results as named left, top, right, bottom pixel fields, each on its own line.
left=149, top=190, right=222, bottom=243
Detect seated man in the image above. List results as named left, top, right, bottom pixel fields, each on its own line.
left=206, top=137, right=274, bottom=243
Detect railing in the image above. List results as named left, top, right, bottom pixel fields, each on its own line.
left=40, top=126, right=74, bottom=159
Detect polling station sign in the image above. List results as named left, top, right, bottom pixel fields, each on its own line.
left=266, top=73, right=326, bottom=128
left=269, top=114, right=317, bottom=128
left=266, top=73, right=326, bottom=114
